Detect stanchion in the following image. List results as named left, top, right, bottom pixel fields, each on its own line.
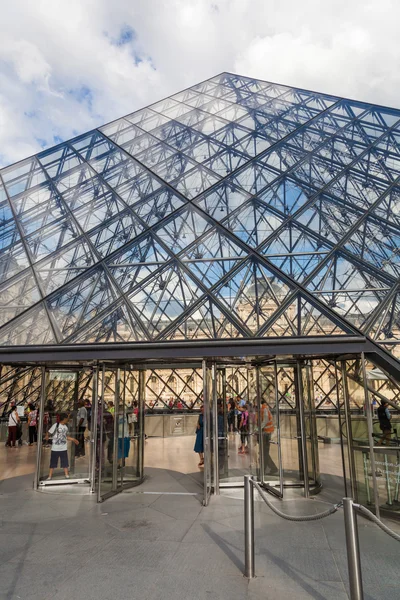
left=343, top=498, right=364, bottom=600
left=244, top=474, right=255, bottom=578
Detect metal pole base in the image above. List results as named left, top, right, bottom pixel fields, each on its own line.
left=343, top=498, right=364, bottom=600
left=244, top=474, right=255, bottom=578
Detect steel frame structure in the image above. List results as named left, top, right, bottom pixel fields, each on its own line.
left=0, top=72, right=400, bottom=381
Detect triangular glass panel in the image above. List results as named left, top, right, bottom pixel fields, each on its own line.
left=129, top=186, right=186, bottom=227
left=2, top=158, right=47, bottom=198
left=38, top=145, right=83, bottom=178
left=260, top=295, right=352, bottom=337
left=128, top=263, right=202, bottom=338
left=35, top=241, right=96, bottom=296
left=203, top=148, right=248, bottom=177
left=306, top=254, right=391, bottom=330
left=88, top=210, right=145, bottom=258
left=154, top=206, right=212, bottom=254
left=368, top=292, right=400, bottom=342
left=171, top=165, right=220, bottom=199
left=73, top=190, right=127, bottom=233
left=46, top=267, right=117, bottom=339
left=222, top=198, right=283, bottom=248
left=0, top=270, right=41, bottom=327
left=163, top=298, right=244, bottom=340
left=258, top=177, right=313, bottom=216
left=71, top=131, right=115, bottom=162
left=68, top=301, right=145, bottom=344
left=295, top=194, right=363, bottom=245
left=231, top=160, right=278, bottom=194
left=114, top=168, right=162, bottom=206
left=180, top=228, right=246, bottom=287
left=54, top=163, right=94, bottom=193
left=259, top=224, right=331, bottom=282
left=24, top=217, right=82, bottom=262
left=194, top=182, right=250, bottom=221
left=0, top=225, right=29, bottom=283
left=106, top=233, right=172, bottom=293
left=345, top=216, right=400, bottom=278
left=0, top=304, right=55, bottom=346
left=373, top=186, right=400, bottom=230
left=215, top=258, right=292, bottom=334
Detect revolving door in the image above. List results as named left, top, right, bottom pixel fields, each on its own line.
left=34, top=365, right=145, bottom=500
left=204, top=359, right=320, bottom=498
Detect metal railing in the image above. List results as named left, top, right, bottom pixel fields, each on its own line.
left=243, top=475, right=400, bottom=600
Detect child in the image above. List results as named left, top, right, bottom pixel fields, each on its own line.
left=46, top=413, right=78, bottom=480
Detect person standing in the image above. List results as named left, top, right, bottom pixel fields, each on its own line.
left=117, top=406, right=130, bottom=466
left=27, top=403, right=38, bottom=446
left=194, top=405, right=204, bottom=467
left=238, top=403, right=249, bottom=454
left=42, top=402, right=53, bottom=448
left=260, top=400, right=278, bottom=475
left=103, top=404, right=114, bottom=464
left=46, top=413, right=79, bottom=480
left=227, top=398, right=236, bottom=432
left=378, top=400, right=392, bottom=446
left=7, top=403, right=20, bottom=448
left=76, top=400, right=88, bottom=458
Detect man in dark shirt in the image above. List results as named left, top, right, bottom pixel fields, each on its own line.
left=377, top=401, right=391, bottom=446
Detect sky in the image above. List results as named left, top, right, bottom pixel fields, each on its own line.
left=0, top=0, right=399, bottom=168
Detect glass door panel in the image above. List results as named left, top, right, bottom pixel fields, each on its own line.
left=97, top=367, right=117, bottom=501
left=216, top=368, right=228, bottom=485
left=277, top=365, right=302, bottom=485
left=38, top=369, right=91, bottom=486
left=120, top=368, right=144, bottom=489
left=259, top=364, right=282, bottom=497
left=217, top=365, right=257, bottom=486
left=300, top=361, right=320, bottom=488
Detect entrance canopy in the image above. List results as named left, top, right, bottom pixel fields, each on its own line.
left=0, top=73, right=400, bottom=375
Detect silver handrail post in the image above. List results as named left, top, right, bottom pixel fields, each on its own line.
left=343, top=498, right=364, bottom=600
left=244, top=474, right=255, bottom=578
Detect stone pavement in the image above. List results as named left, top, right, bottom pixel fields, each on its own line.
left=0, top=470, right=399, bottom=600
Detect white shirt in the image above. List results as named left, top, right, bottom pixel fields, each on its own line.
left=77, top=406, right=88, bottom=427
left=8, top=410, right=19, bottom=426
left=49, top=423, right=68, bottom=451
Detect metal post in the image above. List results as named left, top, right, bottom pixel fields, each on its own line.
left=34, top=366, right=46, bottom=490
left=361, top=353, right=380, bottom=518
left=343, top=498, right=364, bottom=600
left=112, top=369, right=120, bottom=491
left=296, top=361, right=310, bottom=498
left=244, top=474, right=255, bottom=578
left=255, top=366, right=264, bottom=483
left=89, top=366, right=98, bottom=494
left=97, top=364, right=106, bottom=503
left=212, top=362, right=219, bottom=495
left=138, top=369, right=145, bottom=479
left=341, top=361, right=357, bottom=499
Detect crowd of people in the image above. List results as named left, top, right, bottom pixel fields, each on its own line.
left=194, top=394, right=278, bottom=475
left=3, top=393, right=397, bottom=481
left=3, top=396, right=143, bottom=479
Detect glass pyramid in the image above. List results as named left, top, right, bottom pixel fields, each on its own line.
left=1, top=72, right=400, bottom=357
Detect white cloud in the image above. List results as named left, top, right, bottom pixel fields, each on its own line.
left=0, top=0, right=399, bottom=167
